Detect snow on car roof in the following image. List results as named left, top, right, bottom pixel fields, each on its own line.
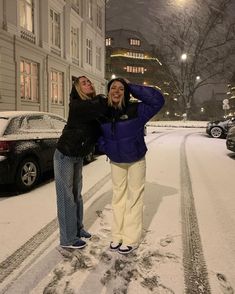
left=0, top=111, right=64, bottom=119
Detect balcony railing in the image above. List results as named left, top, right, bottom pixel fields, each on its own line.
left=20, top=30, right=36, bottom=44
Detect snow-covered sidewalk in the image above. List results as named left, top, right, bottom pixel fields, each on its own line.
left=30, top=129, right=185, bottom=294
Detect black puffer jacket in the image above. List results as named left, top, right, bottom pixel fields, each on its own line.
left=57, top=86, right=107, bottom=157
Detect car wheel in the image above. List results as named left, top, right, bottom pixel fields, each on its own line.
left=210, top=126, right=224, bottom=138
left=15, top=157, right=40, bottom=192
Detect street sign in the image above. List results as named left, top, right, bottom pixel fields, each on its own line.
left=222, top=99, right=230, bottom=110
left=223, top=104, right=230, bottom=110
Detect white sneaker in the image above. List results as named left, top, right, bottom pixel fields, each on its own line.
left=118, top=244, right=137, bottom=254
left=61, top=239, right=86, bottom=249
left=109, top=241, right=122, bottom=251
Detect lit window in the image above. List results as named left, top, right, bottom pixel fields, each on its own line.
left=87, top=0, right=93, bottom=20
left=86, top=39, right=92, bottom=65
left=126, top=66, right=145, bottom=74
left=19, top=0, right=34, bottom=32
left=129, top=38, right=141, bottom=46
left=50, top=9, right=61, bottom=48
left=97, top=5, right=102, bottom=29
left=106, top=38, right=111, bottom=46
left=20, top=59, right=39, bottom=102
left=71, top=26, right=79, bottom=60
left=50, top=70, right=64, bottom=105
left=126, top=51, right=144, bottom=59
left=96, top=47, right=102, bottom=71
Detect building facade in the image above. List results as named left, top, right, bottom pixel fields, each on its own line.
left=105, top=29, right=181, bottom=120
left=0, top=0, right=106, bottom=118
left=105, top=29, right=164, bottom=85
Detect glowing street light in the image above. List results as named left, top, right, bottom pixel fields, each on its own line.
left=111, top=74, right=116, bottom=79
left=181, top=53, right=187, bottom=61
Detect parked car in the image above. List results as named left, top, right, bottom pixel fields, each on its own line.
left=226, top=125, right=235, bottom=152
left=0, top=111, right=95, bottom=192
left=206, top=116, right=235, bottom=138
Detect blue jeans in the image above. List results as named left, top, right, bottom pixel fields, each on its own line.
left=54, top=149, right=84, bottom=246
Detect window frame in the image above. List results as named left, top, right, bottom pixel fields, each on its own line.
left=87, top=0, right=93, bottom=21
left=20, top=58, right=39, bottom=103
left=19, top=0, right=34, bottom=33
left=129, top=38, right=141, bottom=46
left=50, top=8, right=61, bottom=49
left=71, top=26, right=79, bottom=60
left=105, top=37, right=112, bottom=46
left=96, top=46, right=102, bottom=71
left=96, top=4, right=102, bottom=30
left=86, top=38, right=93, bottom=66
left=50, top=69, right=64, bottom=105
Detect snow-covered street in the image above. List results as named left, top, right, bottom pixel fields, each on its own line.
left=0, top=126, right=235, bottom=293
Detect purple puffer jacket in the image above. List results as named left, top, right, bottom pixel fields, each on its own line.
left=98, top=83, right=165, bottom=163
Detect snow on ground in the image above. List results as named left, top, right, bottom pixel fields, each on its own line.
left=31, top=126, right=187, bottom=294
left=33, top=203, right=184, bottom=294
left=147, top=120, right=208, bottom=128
left=4, top=121, right=228, bottom=294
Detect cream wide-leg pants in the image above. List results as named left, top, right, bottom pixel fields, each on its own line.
left=110, top=157, right=146, bottom=246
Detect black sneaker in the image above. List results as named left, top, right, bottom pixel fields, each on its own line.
left=109, top=241, right=122, bottom=251
left=80, top=229, right=92, bottom=239
left=61, top=239, right=86, bottom=249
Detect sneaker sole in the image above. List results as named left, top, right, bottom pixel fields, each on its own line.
left=118, top=247, right=137, bottom=255
left=61, top=244, right=86, bottom=249
left=80, top=235, right=92, bottom=240
left=109, top=247, right=120, bottom=252
left=109, top=242, right=122, bottom=252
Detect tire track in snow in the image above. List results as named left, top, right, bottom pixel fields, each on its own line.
left=0, top=173, right=111, bottom=284
left=0, top=130, right=170, bottom=286
left=180, top=133, right=211, bottom=293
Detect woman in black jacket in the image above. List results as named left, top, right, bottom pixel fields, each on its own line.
left=54, top=76, right=105, bottom=249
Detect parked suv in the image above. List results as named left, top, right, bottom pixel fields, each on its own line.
left=206, top=116, right=235, bottom=138
left=226, top=125, right=235, bottom=152
left=0, top=111, right=95, bottom=192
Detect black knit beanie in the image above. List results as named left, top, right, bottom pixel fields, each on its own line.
left=107, top=78, right=130, bottom=105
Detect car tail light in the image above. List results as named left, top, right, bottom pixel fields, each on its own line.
left=0, top=141, right=12, bottom=153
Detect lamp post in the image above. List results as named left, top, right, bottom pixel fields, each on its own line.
left=181, top=53, right=187, bottom=61
left=180, top=52, right=202, bottom=119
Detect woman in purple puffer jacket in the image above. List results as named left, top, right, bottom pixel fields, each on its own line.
left=98, top=78, right=165, bottom=254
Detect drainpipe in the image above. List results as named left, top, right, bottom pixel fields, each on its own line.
left=3, top=0, right=7, bottom=30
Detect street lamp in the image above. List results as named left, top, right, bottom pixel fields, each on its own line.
left=181, top=53, right=187, bottom=61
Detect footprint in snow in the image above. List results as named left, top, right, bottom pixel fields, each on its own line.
left=160, top=235, right=173, bottom=247
left=217, top=273, right=234, bottom=294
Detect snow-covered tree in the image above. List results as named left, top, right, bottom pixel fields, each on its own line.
left=150, top=0, right=235, bottom=118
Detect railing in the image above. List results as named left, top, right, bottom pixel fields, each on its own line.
left=20, top=30, right=36, bottom=44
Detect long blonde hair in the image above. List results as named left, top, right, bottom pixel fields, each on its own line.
left=107, top=78, right=130, bottom=109
left=74, top=76, right=96, bottom=100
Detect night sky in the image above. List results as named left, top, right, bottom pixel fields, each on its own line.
left=106, top=0, right=235, bottom=45
left=106, top=0, right=164, bottom=44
